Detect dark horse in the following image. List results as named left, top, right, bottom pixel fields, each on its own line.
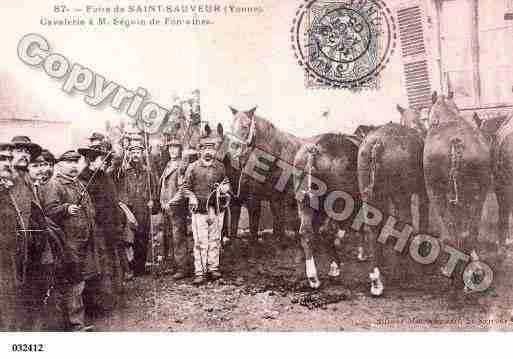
left=473, top=111, right=512, bottom=255
left=226, top=107, right=305, bottom=246
left=227, top=107, right=363, bottom=288
left=424, top=92, right=491, bottom=292
left=357, top=106, right=429, bottom=296
left=293, top=134, right=360, bottom=288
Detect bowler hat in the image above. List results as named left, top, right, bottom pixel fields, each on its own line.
left=10, top=136, right=42, bottom=158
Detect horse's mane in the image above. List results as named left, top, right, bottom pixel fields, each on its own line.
left=253, top=115, right=304, bottom=149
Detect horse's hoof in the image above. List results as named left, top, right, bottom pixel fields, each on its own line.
left=369, top=268, right=384, bottom=297
left=470, top=250, right=480, bottom=262
left=357, top=247, right=368, bottom=262
left=308, top=277, right=321, bottom=289
left=328, top=261, right=341, bottom=277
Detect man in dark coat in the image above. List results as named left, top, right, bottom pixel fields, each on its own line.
left=78, top=143, right=123, bottom=313
left=0, top=141, right=22, bottom=330
left=117, top=143, right=158, bottom=275
left=40, top=150, right=98, bottom=331
left=7, top=136, right=55, bottom=330
left=0, top=140, right=51, bottom=330
left=159, top=138, right=190, bottom=279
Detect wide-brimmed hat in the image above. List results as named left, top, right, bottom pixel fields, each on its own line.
left=57, top=150, right=81, bottom=162
left=78, top=142, right=113, bottom=158
left=40, top=149, right=56, bottom=164
left=30, top=153, right=47, bottom=164
left=0, top=142, right=14, bottom=151
left=10, top=136, right=42, bottom=158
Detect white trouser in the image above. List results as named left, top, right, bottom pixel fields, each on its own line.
left=191, top=208, right=225, bottom=276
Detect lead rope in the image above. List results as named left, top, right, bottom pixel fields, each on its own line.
left=364, top=141, right=382, bottom=198
left=302, top=146, right=316, bottom=199
left=236, top=167, right=244, bottom=198
left=195, top=180, right=231, bottom=276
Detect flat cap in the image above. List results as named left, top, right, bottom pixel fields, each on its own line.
left=57, top=150, right=82, bottom=162
left=88, top=132, right=105, bottom=141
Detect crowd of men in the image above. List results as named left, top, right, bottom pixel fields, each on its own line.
left=0, top=91, right=233, bottom=331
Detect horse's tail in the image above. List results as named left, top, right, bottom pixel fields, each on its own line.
left=448, top=137, right=465, bottom=205
left=363, top=140, right=383, bottom=199
left=295, top=144, right=320, bottom=209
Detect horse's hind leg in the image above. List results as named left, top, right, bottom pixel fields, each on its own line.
left=391, top=193, right=415, bottom=283
left=225, top=200, right=241, bottom=243
left=364, top=193, right=386, bottom=296
left=270, top=196, right=286, bottom=241
left=496, top=184, right=512, bottom=255
left=246, top=197, right=262, bottom=259
left=418, top=183, right=430, bottom=235
left=298, top=204, right=321, bottom=289
left=327, top=225, right=343, bottom=280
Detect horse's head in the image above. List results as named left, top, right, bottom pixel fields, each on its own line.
left=473, top=112, right=509, bottom=146
left=396, top=104, right=428, bottom=137
left=428, top=91, right=460, bottom=128
left=353, top=125, right=378, bottom=140
left=227, top=106, right=258, bottom=166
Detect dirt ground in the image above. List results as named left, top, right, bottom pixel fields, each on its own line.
left=92, top=195, right=513, bottom=332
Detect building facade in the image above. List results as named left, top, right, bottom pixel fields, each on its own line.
left=395, top=0, right=513, bottom=119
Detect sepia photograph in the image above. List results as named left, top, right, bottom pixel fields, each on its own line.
left=1, top=0, right=513, bottom=354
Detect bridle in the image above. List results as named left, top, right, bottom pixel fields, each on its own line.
left=227, top=115, right=256, bottom=160
left=224, top=115, right=257, bottom=198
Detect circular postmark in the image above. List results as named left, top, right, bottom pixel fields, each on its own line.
left=291, top=0, right=396, bottom=88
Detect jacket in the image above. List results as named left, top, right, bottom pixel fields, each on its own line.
left=116, top=163, right=159, bottom=229
left=159, top=159, right=187, bottom=210
left=79, top=168, right=122, bottom=246
left=39, top=173, right=99, bottom=281
left=183, top=159, right=228, bottom=213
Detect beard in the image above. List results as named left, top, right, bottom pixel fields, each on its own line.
left=201, top=154, right=214, bottom=166
left=14, top=158, right=28, bottom=169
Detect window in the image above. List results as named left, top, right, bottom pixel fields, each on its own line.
left=397, top=4, right=433, bottom=109
left=439, top=0, right=513, bottom=108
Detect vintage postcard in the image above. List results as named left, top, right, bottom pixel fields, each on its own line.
left=1, top=0, right=513, bottom=345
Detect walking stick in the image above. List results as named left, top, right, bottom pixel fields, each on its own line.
left=77, top=150, right=114, bottom=205
left=143, top=132, right=156, bottom=278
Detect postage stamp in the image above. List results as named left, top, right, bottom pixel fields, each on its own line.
left=291, top=0, right=397, bottom=90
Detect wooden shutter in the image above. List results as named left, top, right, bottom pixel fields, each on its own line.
left=396, top=3, right=432, bottom=109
